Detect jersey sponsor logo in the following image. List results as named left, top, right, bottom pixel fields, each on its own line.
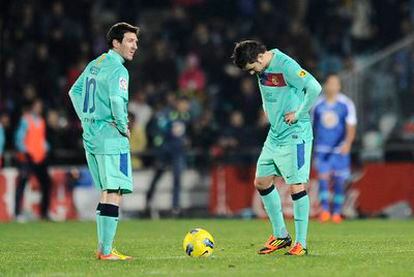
left=119, top=77, right=128, bottom=91
left=298, top=70, right=307, bottom=78
left=259, top=73, right=287, bottom=87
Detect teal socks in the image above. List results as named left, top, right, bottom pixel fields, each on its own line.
left=96, top=203, right=103, bottom=252
left=292, top=191, right=310, bottom=248
left=99, top=204, right=119, bottom=255
left=259, top=185, right=288, bottom=238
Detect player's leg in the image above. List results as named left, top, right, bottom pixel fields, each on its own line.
left=146, top=169, right=163, bottom=203
left=97, top=152, right=133, bottom=260
left=276, top=142, right=311, bottom=256
left=33, top=161, right=51, bottom=220
left=331, top=154, right=351, bottom=223
left=171, top=151, right=185, bottom=215
left=256, top=146, right=291, bottom=254
left=85, top=152, right=104, bottom=256
left=14, top=159, right=31, bottom=221
left=145, top=150, right=167, bottom=212
left=99, top=190, right=125, bottom=258
left=315, top=152, right=332, bottom=222
left=286, top=184, right=309, bottom=256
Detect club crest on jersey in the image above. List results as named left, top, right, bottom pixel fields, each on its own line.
left=259, top=73, right=286, bottom=87
left=298, top=70, right=307, bottom=78
left=322, top=110, right=339, bottom=128
left=119, top=77, right=128, bottom=91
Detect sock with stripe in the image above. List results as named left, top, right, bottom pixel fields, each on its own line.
left=318, top=178, right=329, bottom=212
left=258, top=185, right=288, bottom=238
left=100, top=203, right=120, bottom=255
left=332, top=175, right=346, bottom=215
left=292, top=190, right=310, bottom=248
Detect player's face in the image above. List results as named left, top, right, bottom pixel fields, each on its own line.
left=243, top=54, right=266, bottom=75
left=32, top=101, right=43, bottom=115
left=324, top=75, right=341, bottom=96
left=116, top=32, right=138, bottom=61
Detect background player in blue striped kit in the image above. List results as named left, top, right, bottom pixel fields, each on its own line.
left=313, top=73, right=357, bottom=223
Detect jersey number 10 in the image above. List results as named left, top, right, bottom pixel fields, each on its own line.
left=83, top=77, right=96, bottom=113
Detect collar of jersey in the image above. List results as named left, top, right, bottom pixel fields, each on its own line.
left=108, top=49, right=125, bottom=64
left=265, top=48, right=279, bottom=72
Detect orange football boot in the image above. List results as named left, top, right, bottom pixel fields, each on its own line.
left=98, top=249, right=132, bottom=261
left=332, top=214, right=343, bottom=224
left=319, top=211, right=331, bottom=223
left=285, top=242, right=308, bottom=256
left=258, top=234, right=292, bottom=254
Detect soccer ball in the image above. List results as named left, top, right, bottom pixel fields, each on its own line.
left=182, top=228, right=215, bottom=257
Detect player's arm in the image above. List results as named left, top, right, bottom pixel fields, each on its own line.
left=109, top=67, right=129, bottom=137
left=15, top=118, right=28, bottom=153
left=69, top=70, right=86, bottom=120
left=284, top=57, right=322, bottom=123
left=341, top=99, right=357, bottom=154
left=0, top=126, right=5, bottom=157
left=295, top=78, right=321, bottom=120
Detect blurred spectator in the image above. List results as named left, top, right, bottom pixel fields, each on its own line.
left=129, top=112, right=148, bottom=170
left=233, top=77, right=261, bottom=125
left=128, top=91, right=153, bottom=130
left=191, top=110, right=218, bottom=151
left=145, top=96, right=192, bottom=217
left=46, top=109, right=70, bottom=162
left=144, top=39, right=178, bottom=90
left=216, top=110, right=255, bottom=163
left=178, top=53, right=206, bottom=93
left=191, top=109, right=219, bottom=166
left=162, top=6, right=192, bottom=54
left=65, top=58, right=87, bottom=94
left=14, top=99, right=52, bottom=221
left=29, top=43, right=60, bottom=106
left=350, top=0, right=375, bottom=53
left=0, top=112, right=9, bottom=168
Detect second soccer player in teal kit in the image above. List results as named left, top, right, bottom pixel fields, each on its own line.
left=232, top=40, right=322, bottom=256
left=69, top=22, right=138, bottom=260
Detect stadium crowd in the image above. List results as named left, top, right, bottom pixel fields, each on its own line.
left=2, top=0, right=414, bottom=166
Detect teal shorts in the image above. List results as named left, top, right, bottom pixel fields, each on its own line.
left=256, top=141, right=312, bottom=184
left=85, top=151, right=133, bottom=194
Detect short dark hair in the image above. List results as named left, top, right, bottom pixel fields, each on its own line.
left=106, top=22, right=140, bottom=49
left=231, top=40, right=267, bottom=69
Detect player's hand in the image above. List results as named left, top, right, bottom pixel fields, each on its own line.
left=340, top=143, right=351, bottom=154
left=284, top=112, right=297, bottom=125
left=111, top=122, right=130, bottom=138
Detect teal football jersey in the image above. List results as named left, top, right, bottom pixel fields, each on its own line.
left=69, top=50, right=130, bottom=154
left=258, top=49, right=318, bottom=145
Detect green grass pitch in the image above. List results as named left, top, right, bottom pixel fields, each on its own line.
left=1, top=219, right=413, bottom=276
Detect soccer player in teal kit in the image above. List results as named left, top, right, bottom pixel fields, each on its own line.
left=69, top=22, right=138, bottom=260
left=232, top=40, right=322, bottom=256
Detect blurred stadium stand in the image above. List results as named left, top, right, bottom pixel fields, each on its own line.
left=1, top=0, right=414, bottom=219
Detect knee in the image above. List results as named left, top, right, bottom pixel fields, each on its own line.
left=104, top=190, right=122, bottom=205
left=318, top=172, right=330, bottom=181
left=290, top=184, right=306, bottom=195
left=254, top=177, right=273, bottom=191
